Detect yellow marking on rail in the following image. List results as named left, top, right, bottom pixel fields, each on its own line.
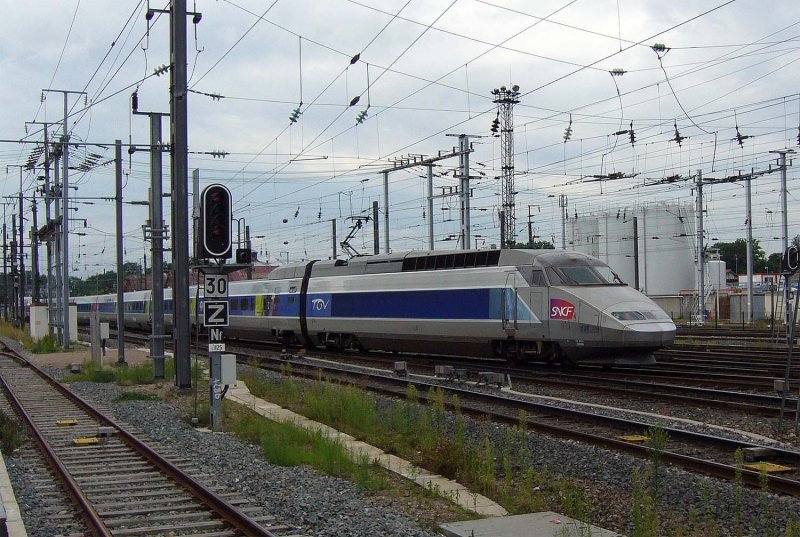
left=744, top=462, right=793, bottom=473
left=72, top=437, right=99, bottom=446
left=56, top=419, right=78, bottom=426
left=617, top=435, right=650, bottom=442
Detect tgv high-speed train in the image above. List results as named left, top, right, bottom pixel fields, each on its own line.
left=75, top=249, right=676, bottom=365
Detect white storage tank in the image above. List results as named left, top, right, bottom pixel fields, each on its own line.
left=568, top=203, right=696, bottom=296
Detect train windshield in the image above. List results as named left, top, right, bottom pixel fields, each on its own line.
left=546, top=263, right=625, bottom=286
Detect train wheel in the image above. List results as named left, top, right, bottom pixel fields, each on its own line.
left=553, top=344, right=573, bottom=368
left=492, top=340, right=506, bottom=358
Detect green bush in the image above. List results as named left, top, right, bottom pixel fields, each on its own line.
left=0, top=411, right=23, bottom=455
left=30, top=335, right=61, bottom=354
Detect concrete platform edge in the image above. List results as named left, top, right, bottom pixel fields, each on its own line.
left=227, top=383, right=508, bottom=517
left=0, top=452, right=28, bottom=537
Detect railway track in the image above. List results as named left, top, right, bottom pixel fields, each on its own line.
left=89, top=327, right=800, bottom=487
left=102, top=327, right=800, bottom=418
left=244, top=351, right=800, bottom=496
left=0, top=340, right=301, bottom=537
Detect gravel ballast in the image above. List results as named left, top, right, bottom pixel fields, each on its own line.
left=3, top=343, right=800, bottom=537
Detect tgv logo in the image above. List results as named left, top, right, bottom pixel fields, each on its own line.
left=550, top=299, right=575, bottom=320
left=311, top=298, right=330, bottom=311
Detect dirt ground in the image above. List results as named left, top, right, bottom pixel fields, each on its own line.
left=26, top=342, right=152, bottom=369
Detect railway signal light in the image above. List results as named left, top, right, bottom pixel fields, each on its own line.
left=200, top=184, right=232, bottom=259
left=782, top=245, right=799, bottom=275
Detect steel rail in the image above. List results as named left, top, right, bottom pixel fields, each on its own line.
left=0, top=344, right=275, bottom=537
left=252, top=355, right=800, bottom=496
left=0, top=351, right=112, bottom=537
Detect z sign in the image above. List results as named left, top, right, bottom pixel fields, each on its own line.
left=550, top=299, right=576, bottom=320
left=203, top=301, right=229, bottom=327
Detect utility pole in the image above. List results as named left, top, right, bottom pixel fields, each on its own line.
left=745, top=171, right=753, bottom=322
left=50, top=150, right=63, bottom=343
left=10, top=215, right=17, bottom=324
left=133, top=97, right=168, bottom=379
left=458, top=134, right=471, bottom=249
left=632, top=216, right=640, bottom=291
left=382, top=171, right=389, bottom=253
left=331, top=219, right=337, bottom=259
left=559, top=195, right=568, bottom=249
left=382, top=146, right=471, bottom=251
left=770, top=149, right=795, bottom=337
left=43, top=88, right=86, bottom=348
left=696, top=170, right=705, bottom=325
left=527, top=205, right=539, bottom=247
left=245, top=225, right=253, bottom=279
left=19, top=167, right=25, bottom=326
left=427, top=165, right=434, bottom=250
left=161, top=0, right=202, bottom=389
left=492, top=85, right=520, bottom=248
left=6, top=166, right=27, bottom=324
left=27, top=120, right=55, bottom=315
left=115, top=140, right=126, bottom=366
left=2, top=217, right=7, bottom=321
left=372, top=201, right=379, bottom=255
left=31, top=194, right=39, bottom=303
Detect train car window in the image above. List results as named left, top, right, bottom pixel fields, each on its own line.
left=531, top=269, right=547, bottom=286
left=545, top=267, right=566, bottom=285
left=289, top=286, right=297, bottom=293
left=558, top=266, right=605, bottom=285
left=593, top=264, right=625, bottom=284
left=465, top=252, right=477, bottom=267
left=519, top=267, right=547, bottom=286
left=230, top=298, right=239, bottom=310
left=476, top=251, right=488, bottom=265
left=435, top=255, right=447, bottom=269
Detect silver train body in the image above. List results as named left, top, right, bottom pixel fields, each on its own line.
left=75, top=249, right=675, bottom=365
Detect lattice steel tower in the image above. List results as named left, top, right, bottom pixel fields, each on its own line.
left=492, top=85, right=520, bottom=248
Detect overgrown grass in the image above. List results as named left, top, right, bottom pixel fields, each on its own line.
left=0, top=410, right=23, bottom=456
left=65, top=358, right=176, bottom=385
left=0, top=321, right=33, bottom=348
left=113, top=391, right=160, bottom=403
left=30, top=334, right=61, bottom=354
left=226, top=404, right=388, bottom=491
left=240, top=367, right=593, bottom=517
left=240, top=366, right=800, bottom=536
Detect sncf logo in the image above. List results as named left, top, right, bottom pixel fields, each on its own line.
left=550, top=299, right=575, bottom=320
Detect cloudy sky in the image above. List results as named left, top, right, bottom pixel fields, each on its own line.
left=0, top=0, right=798, bottom=276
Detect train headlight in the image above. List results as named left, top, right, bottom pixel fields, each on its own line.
left=612, top=311, right=647, bottom=321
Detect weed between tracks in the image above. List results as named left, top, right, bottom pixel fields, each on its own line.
left=0, top=410, right=23, bottom=455
left=64, top=358, right=177, bottom=385
left=236, top=365, right=800, bottom=537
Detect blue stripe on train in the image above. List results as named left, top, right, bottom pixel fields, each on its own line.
left=299, top=288, right=534, bottom=321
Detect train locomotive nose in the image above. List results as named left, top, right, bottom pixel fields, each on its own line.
left=623, top=321, right=676, bottom=346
